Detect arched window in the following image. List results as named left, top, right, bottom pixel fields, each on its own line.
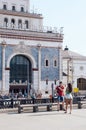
left=54, top=60, right=57, bottom=67
left=77, top=78, right=86, bottom=90
left=3, top=4, right=7, bottom=10
left=11, top=19, right=15, bottom=28
left=12, top=6, right=16, bottom=11
left=18, top=19, right=22, bottom=28
left=4, top=18, right=8, bottom=27
left=45, top=57, right=50, bottom=67
left=45, top=60, right=49, bottom=67
left=10, top=55, right=32, bottom=94
left=11, top=19, right=15, bottom=24
left=25, top=20, right=29, bottom=29
left=21, top=7, right=24, bottom=12
left=10, top=55, right=32, bottom=83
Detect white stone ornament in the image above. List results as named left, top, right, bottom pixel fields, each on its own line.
left=13, top=41, right=31, bottom=54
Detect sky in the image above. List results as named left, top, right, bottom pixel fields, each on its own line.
left=30, top=0, right=86, bottom=56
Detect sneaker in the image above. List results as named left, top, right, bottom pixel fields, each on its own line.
left=63, top=108, right=66, bottom=111
left=64, top=111, right=67, bottom=114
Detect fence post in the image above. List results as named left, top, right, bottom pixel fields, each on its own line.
left=11, top=98, right=14, bottom=108
left=51, top=83, right=54, bottom=103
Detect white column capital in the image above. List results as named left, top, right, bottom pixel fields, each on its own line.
left=1, top=40, right=7, bottom=48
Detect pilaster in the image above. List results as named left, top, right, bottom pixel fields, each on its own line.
left=37, top=44, right=41, bottom=92
left=1, top=41, right=6, bottom=94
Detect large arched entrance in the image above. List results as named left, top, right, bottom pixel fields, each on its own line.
left=9, top=54, right=32, bottom=95
left=77, top=78, right=86, bottom=90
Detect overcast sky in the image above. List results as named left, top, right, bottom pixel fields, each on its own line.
left=30, top=0, right=86, bottom=56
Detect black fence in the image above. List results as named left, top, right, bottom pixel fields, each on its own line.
left=0, top=96, right=85, bottom=109
left=0, top=98, right=58, bottom=109
left=73, top=96, right=86, bottom=104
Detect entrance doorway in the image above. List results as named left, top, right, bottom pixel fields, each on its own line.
left=77, top=78, right=86, bottom=90
left=9, top=54, right=32, bottom=95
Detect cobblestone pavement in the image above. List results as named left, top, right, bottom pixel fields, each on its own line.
left=0, top=109, right=86, bottom=130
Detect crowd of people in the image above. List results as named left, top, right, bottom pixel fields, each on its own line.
left=0, top=88, right=41, bottom=100
left=0, top=92, right=27, bottom=99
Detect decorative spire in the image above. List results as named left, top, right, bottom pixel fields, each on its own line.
left=64, top=45, right=69, bottom=51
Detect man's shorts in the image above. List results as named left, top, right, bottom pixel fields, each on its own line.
left=58, top=96, right=64, bottom=102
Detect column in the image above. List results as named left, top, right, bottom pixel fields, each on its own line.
left=37, top=44, right=41, bottom=92
left=1, top=41, right=6, bottom=94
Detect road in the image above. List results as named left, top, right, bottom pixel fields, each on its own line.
left=0, top=109, right=86, bottom=130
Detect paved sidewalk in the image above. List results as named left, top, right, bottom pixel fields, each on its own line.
left=0, top=109, right=86, bottom=130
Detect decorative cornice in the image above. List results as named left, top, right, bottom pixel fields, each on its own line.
left=0, top=29, right=63, bottom=42
left=0, top=9, right=43, bottom=19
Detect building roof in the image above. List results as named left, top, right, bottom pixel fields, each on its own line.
left=62, top=47, right=86, bottom=60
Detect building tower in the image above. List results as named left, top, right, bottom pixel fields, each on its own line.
left=0, top=0, right=63, bottom=96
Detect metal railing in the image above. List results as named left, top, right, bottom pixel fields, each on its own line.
left=0, top=96, right=86, bottom=109
left=0, top=98, right=57, bottom=109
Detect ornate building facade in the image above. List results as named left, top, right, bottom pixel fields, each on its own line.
left=0, top=0, right=63, bottom=95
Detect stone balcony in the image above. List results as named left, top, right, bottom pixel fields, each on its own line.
left=0, top=9, right=63, bottom=42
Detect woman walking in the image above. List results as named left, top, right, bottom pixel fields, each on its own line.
left=65, top=83, right=73, bottom=114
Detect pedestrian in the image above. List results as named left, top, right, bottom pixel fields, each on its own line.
left=56, top=81, right=65, bottom=111
left=65, top=83, right=73, bottom=114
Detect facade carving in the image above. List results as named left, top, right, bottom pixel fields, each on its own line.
left=13, top=42, right=31, bottom=54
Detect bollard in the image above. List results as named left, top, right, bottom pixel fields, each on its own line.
left=51, top=83, right=54, bottom=103
left=78, top=101, right=82, bottom=109
left=33, top=106, right=38, bottom=112
left=60, top=104, right=63, bottom=110
left=47, top=105, right=52, bottom=111
left=18, top=106, right=21, bottom=113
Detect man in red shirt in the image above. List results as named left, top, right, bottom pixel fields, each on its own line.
left=56, top=81, right=65, bottom=111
